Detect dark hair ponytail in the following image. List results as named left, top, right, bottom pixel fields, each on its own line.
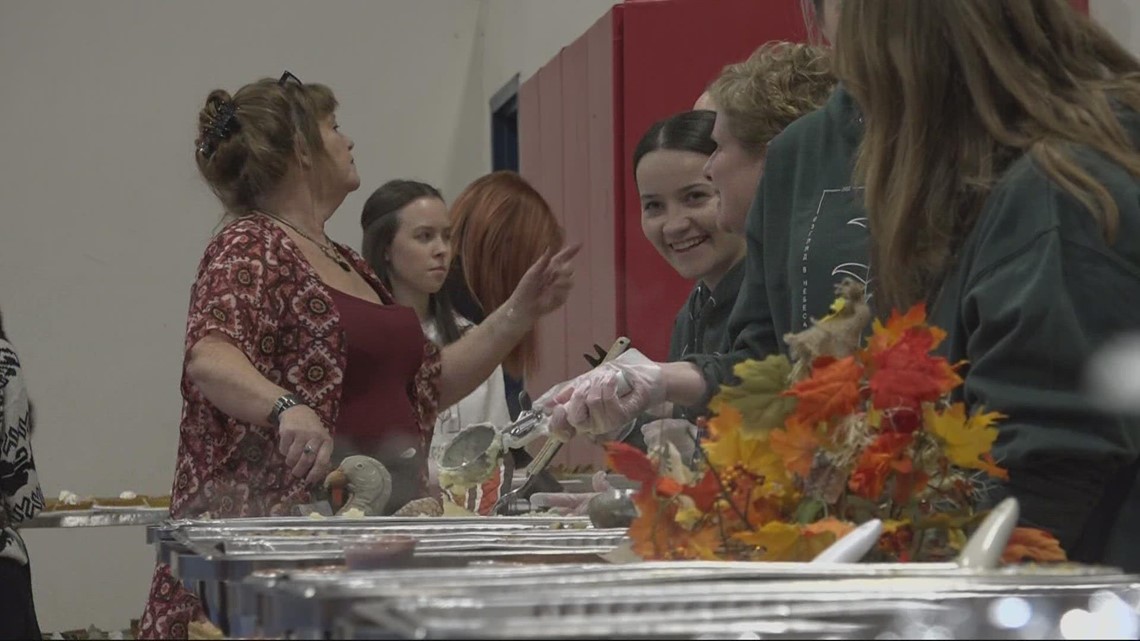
left=360, top=180, right=464, bottom=345
left=632, top=110, right=718, bottom=178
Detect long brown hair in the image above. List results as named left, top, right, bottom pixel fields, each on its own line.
left=835, top=0, right=1140, bottom=310
left=449, top=171, right=563, bottom=378
left=361, top=180, right=464, bottom=345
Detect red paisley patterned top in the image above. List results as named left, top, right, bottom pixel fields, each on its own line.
left=168, top=215, right=441, bottom=519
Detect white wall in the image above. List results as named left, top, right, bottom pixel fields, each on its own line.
left=1091, top=0, right=1140, bottom=55
left=0, top=0, right=615, bottom=632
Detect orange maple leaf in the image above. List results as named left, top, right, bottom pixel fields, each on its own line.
left=1001, top=527, right=1067, bottom=565
left=784, top=355, right=863, bottom=427
left=628, top=492, right=722, bottom=560
left=868, top=328, right=962, bottom=410
left=770, top=417, right=820, bottom=477
left=803, top=517, right=856, bottom=540
left=867, top=303, right=947, bottom=356
left=848, top=432, right=914, bottom=500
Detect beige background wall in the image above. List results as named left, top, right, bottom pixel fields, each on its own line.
left=0, top=0, right=615, bottom=631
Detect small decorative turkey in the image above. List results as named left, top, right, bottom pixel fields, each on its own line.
left=324, top=455, right=393, bottom=516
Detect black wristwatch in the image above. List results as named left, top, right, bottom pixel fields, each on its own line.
left=268, top=393, right=305, bottom=426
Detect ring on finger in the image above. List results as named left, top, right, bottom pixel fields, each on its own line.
left=303, top=444, right=316, bottom=456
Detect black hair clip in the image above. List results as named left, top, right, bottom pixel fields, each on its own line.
left=198, top=101, right=239, bottom=159
left=210, top=102, right=239, bottom=139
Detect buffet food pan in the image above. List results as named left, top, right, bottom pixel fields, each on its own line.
left=339, top=598, right=946, bottom=640
left=166, top=521, right=622, bottom=636
left=151, top=515, right=592, bottom=574
left=182, top=529, right=625, bottom=555
left=242, top=560, right=1132, bottom=639
left=336, top=576, right=1140, bottom=639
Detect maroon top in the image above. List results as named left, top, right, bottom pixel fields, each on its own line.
left=330, top=288, right=429, bottom=509
left=140, top=216, right=442, bottom=640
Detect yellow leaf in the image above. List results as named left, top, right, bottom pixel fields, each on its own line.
left=734, top=522, right=836, bottom=561
left=710, top=356, right=797, bottom=435
left=819, top=296, right=847, bottom=323
left=923, top=403, right=1007, bottom=476
left=948, top=528, right=967, bottom=551
left=703, top=405, right=790, bottom=493
left=882, top=519, right=911, bottom=535
left=674, top=500, right=704, bottom=529
left=770, top=417, right=821, bottom=477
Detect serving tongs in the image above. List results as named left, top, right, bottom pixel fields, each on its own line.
left=492, top=337, right=632, bottom=515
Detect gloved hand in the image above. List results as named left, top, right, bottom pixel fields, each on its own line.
left=641, top=418, right=699, bottom=462
left=530, top=471, right=612, bottom=515
left=537, top=351, right=666, bottom=441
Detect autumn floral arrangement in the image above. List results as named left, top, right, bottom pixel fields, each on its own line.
left=606, top=280, right=1065, bottom=564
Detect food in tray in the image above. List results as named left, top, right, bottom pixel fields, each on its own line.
left=547, top=463, right=597, bottom=478
left=187, top=618, right=225, bottom=640
left=43, top=491, right=94, bottom=511
left=392, top=496, right=444, bottom=517
left=343, top=535, right=417, bottom=570
left=42, top=490, right=171, bottom=511
left=442, top=500, right=478, bottom=517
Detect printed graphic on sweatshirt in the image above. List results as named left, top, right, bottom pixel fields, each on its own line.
left=792, top=187, right=871, bottom=330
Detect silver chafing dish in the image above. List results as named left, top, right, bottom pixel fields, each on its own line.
left=150, top=515, right=617, bottom=636
left=333, top=571, right=1140, bottom=639
left=243, top=560, right=1136, bottom=639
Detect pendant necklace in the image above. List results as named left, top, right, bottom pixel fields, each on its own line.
left=256, top=209, right=351, bottom=272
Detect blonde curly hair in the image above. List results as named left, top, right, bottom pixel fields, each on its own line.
left=708, top=41, right=836, bottom=155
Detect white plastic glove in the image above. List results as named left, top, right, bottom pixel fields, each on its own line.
left=530, top=471, right=612, bottom=515
left=537, top=350, right=666, bottom=441
left=641, top=418, right=699, bottom=462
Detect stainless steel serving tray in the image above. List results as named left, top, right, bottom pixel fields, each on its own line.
left=243, top=559, right=1132, bottom=638
left=151, top=514, right=593, bottom=568
left=160, top=514, right=594, bottom=533
left=199, top=530, right=628, bottom=554
left=338, top=577, right=1140, bottom=639
left=341, top=598, right=947, bottom=640
left=166, top=520, right=619, bottom=637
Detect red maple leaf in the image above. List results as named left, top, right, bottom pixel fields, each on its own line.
left=868, top=327, right=962, bottom=410
left=681, top=469, right=722, bottom=513
left=604, top=441, right=658, bottom=487
left=784, top=355, right=863, bottom=427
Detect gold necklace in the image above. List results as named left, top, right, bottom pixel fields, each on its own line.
left=256, top=209, right=351, bottom=272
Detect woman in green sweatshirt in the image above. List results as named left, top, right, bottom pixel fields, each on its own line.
left=830, top=0, right=1140, bottom=570
left=539, top=2, right=861, bottom=435
left=618, top=43, right=836, bottom=456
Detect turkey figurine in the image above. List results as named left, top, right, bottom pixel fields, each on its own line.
left=324, top=455, right=393, bottom=517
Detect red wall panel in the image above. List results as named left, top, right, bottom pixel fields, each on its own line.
left=557, top=35, right=597, bottom=468
left=617, top=0, right=808, bottom=362
left=531, top=57, right=568, bottom=403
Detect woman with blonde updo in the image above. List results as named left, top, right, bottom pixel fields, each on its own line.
left=139, top=72, right=577, bottom=639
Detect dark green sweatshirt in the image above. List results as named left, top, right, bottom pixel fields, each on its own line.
left=668, top=259, right=746, bottom=361
left=686, top=86, right=869, bottom=397
left=929, top=115, right=1140, bottom=570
